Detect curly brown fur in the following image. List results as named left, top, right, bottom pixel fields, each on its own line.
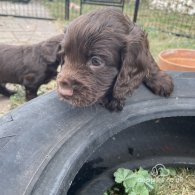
left=57, top=8, right=174, bottom=111
left=0, top=34, right=64, bottom=100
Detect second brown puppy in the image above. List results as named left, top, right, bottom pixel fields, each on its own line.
left=0, top=34, right=64, bottom=100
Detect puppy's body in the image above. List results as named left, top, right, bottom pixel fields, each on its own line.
left=0, top=34, right=64, bottom=100
left=57, top=8, right=173, bottom=111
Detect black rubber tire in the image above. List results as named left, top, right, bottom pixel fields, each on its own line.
left=0, top=72, right=195, bottom=195
left=69, top=116, right=195, bottom=195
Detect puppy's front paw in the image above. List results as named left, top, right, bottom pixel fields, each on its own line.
left=154, top=74, right=174, bottom=97
left=145, top=72, right=174, bottom=97
left=102, top=98, right=125, bottom=112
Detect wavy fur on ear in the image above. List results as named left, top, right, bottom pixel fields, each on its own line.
left=114, top=32, right=147, bottom=96
left=104, top=25, right=173, bottom=111
left=104, top=26, right=147, bottom=111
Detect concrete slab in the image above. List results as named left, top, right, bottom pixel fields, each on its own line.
left=0, top=16, right=61, bottom=44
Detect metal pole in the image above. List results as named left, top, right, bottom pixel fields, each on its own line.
left=65, top=0, right=70, bottom=20
left=133, top=0, right=140, bottom=23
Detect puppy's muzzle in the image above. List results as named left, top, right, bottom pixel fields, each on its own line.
left=57, top=75, right=81, bottom=98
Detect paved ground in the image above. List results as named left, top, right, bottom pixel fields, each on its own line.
left=0, top=16, right=61, bottom=45
left=0, top=13, right=62, bottom=115
left=0, top=96, right=11, bottom=116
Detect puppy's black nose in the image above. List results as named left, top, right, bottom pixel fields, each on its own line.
left=58, top=78, right=74, bottom=97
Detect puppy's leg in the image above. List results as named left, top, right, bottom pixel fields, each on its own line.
left=100, top=95, right=126, bottom=112
left=101, top=70, right=146, bottom=112
left=25, top=86, right=39, bottom=101
left=143, top=53, right=174, bottom=97
left=0, top=84, right=16, bottom=97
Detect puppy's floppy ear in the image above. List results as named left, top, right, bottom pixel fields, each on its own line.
left=113, top=32, right=147, bottom=97
left=41, top=34, right=65, bottom=63
left=106, top=29, right=148, bottom=111
left=41, top=42, right=61, bottom=63
left=57, top=41, right=65, bottom=66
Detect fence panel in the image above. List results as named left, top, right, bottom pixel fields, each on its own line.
left=0, top=0, right=65, bottom=20
left=132, top=0, right=195, bottom=38
left=0, top=0, right=194, bottom=38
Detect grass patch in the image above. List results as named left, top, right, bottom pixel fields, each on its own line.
left=147, top=30, right=195, bottom=59
left=9, top=85, right=26, bottom=109
left=153, top=168, right=195, bottom=195
left=9, top=81, right=56, bottom=109
left=135, top=1, right=195, bottom=39
left=45, top=0, right=66, bottom=20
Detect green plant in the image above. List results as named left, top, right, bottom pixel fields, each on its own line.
left=111, top=168, right=155, bottom=195
left=105, top=166, right=195, bottom=195
left=10, top=86, right=26, bottom=109
left=159, top=167, right=176, bottom=177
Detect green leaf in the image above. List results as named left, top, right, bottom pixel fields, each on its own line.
left=137, top=167, right=150, bottom=178
left=159, top=167, right=170, bottom=177
left=134, top=184, right=149, bottom=195
left=145, top=180, right=155, bottom=191
left=113, top=167, right=155, bottom=195
left=123, top=177, right=137, bottom=190
left=128, top=192, right=137, bottom=195
left=114, top=168, right=133, bottom=183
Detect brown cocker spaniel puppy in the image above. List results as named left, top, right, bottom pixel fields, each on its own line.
left=0, top=34, right=64, bottom=100
left=57, top=8, right=173, bottom=111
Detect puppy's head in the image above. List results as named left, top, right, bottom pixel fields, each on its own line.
left=57, top=8, right=145, bottom=109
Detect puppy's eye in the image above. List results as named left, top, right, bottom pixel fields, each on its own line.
left=91, top=56, right=104, bottom=67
